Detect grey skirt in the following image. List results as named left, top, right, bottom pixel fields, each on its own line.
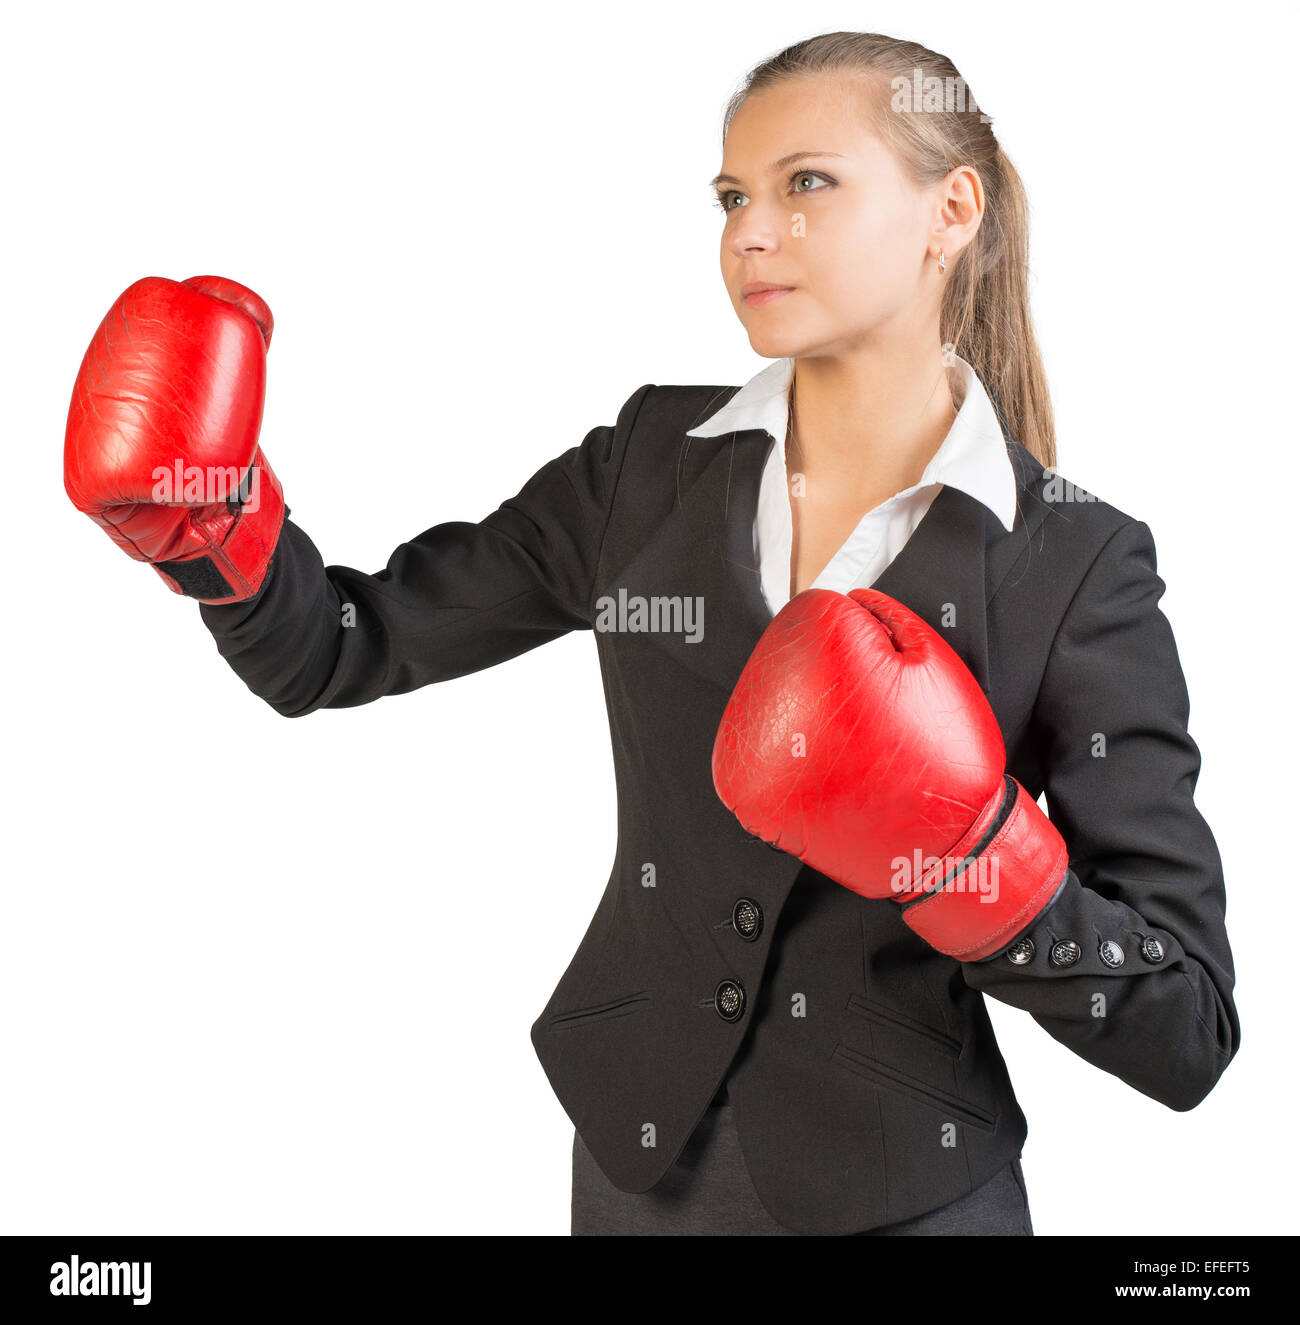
left=571, top=1101, right=1033, bottom=1236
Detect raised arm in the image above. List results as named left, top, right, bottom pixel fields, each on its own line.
left=62, top=272, right=653, bottom=718
left=199, top=382, right=652, bottom=717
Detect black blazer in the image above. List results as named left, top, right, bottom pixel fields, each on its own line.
left=200, top=379, right=1240, bottom=1235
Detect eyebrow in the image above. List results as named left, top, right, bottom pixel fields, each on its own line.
left=710, top=151, right=846, bottom=190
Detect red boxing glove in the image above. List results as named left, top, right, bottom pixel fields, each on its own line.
left=712, top=588, right=1069, bottom=961
left=64, top=274, right=285, bottom=604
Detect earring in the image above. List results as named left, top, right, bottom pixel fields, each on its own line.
left=938, top=250, right=946, bottom=274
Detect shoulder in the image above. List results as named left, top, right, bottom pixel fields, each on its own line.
left=601, top=384, right=749, bottom=487
left=987, top=438, right=1169, bottom=625
left=1004, top=436, right=1155, bottom=562
left=621, top=383, right=742, bottom=437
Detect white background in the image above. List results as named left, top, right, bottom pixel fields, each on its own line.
left=2, top=0, right=1293, bottom=1236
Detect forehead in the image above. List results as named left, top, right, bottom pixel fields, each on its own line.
left=722, top=73, right=882, bottom=164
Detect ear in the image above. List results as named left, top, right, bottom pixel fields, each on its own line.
left=929, top=165, right=985, bottom=262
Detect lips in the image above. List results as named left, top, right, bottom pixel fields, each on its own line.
left=741, top=283, right=795, bottom=308
left=740, top=282, right=795, bottom=297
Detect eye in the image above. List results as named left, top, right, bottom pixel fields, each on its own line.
left=790, top=169, right=833, bottom=196
left=713, top=169, right=835, bottom=214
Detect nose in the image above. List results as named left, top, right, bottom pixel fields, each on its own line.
left=725, top=220, right=781, bottom=259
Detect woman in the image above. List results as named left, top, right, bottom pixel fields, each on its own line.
left=63, top=30, right=1239, bottom=1236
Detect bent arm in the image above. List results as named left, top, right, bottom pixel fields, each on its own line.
left=963, top=519, right=1240, bottom=1111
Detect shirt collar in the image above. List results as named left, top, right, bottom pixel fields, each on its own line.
left=685, top=353, right=1019, bottom=533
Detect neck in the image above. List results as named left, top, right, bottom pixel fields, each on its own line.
left=786, top=339, right=958, bottom=501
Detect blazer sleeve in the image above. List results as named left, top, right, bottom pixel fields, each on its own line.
left=197, top=383, right=655, bottom=717
left=963, top=518, right=1240, bottom=1111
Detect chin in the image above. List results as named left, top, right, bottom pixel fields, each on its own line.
left=743, top=324, right=808, bottom=360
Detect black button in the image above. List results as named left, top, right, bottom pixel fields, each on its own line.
left=714, top=979, right=746, bottom=1022
left=1098, top=939, right=1125, bottom=968
left=1140, top=936, right=1166, bottom=964
left=1050, top=939, right=1082, bottom=968
left=1006, top=937, right=1035, bottom=965
left=732, top=898, right=763, bottom=941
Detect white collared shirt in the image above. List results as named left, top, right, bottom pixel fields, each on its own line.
left=684, top=354, right=1020, bottom=613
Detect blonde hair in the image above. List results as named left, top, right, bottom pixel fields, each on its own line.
left=723, top=31, right=1056, bottom=469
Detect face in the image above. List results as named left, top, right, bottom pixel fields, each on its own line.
left=713, top=74, right=967, bottom=360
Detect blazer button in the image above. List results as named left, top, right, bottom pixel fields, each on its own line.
left=1098, top=939, right=1125, bottom=968
left=1006, top=937, right=1035, bottom=965
left=1049, top=939, right=1082, bottom=968
left=732, top=898, right=763, bottom=941
left=1140, top=936, right=1166, bottom=964
left=714, top=979, right=746, bottom=1022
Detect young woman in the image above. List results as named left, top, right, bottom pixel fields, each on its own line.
left=64, top=30, right=1239, bottom=1236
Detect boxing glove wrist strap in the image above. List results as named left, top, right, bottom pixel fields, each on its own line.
left=154, top=448, right=286, bottom=604
left=898, top=775, right=1070, bottom=962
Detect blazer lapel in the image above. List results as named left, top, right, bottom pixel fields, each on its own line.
left=872, top=484, right=992, bottom=693
left=608, top=424, right=777, bottom=696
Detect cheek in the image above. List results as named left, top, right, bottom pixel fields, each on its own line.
left=803, top=203, right=918, bottom=313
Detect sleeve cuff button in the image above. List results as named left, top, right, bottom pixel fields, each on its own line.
left=1049, top=939, right=1082, bottom=968
left=1007, top=937, right=1035, bottom=965
left=1140, top=936, right=1166, bottom=964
